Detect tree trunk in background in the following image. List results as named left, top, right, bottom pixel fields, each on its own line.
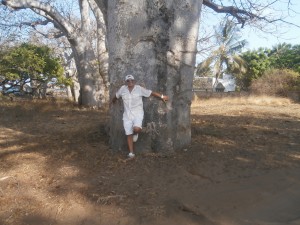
left=72, top=43, right=98, bottom=106
left=67, top=32, right=105, bottom=107
left=108, top=0, right=202, bottom=152
left=89, top=0, right=110, bottom=104
left=2, top=0, right=109, bottom=107
left=75, top=0, right=103, bottom=107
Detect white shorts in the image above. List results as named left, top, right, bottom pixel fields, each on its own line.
left=123, top=114, right=143, bottom=135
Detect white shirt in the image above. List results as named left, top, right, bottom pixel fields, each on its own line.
left=116, top=85, right=152, bottom=119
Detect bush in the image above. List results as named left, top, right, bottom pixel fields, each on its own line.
left=250, top=69, right=300, bottom=97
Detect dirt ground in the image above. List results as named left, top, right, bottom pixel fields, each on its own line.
left=1, top=95, right=300, bottom=225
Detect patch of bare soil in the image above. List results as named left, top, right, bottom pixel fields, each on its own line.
left=1, top=96, right=300, bottom=225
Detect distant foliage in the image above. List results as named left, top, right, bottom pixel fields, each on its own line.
left=0, top=43, right=65, bottom=82
left=239, top=44, right=300, bottom=90
left=238, top=48, right=272, bottom=90
left=269, top=43, right=300, bottom=74
left=250, top=69, right=300, bottom=96
left=196, top=18, right=247, bottom=79
left=0, top=43, right=70, bottom=95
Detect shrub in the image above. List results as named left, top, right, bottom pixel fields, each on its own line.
left=250, top=69, right=300, bottom=97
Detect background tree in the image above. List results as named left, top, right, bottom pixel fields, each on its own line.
left=196, top=18, right=247, bottom=83
left=195, top=64, right=213, bottom=77
left=239, top=48, right=272, bottom=90
left=239, top=43, right=300, bottom=90
left=269, top=43, right=300, bottom=73
left=1, top=0, right=109, bottom=107
left=0, top=43, right=67, bottom=97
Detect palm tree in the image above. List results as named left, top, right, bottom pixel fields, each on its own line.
left=196, top=18, right=247, bottom=84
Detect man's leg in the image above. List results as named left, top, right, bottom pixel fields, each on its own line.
left=124, top=119, right=135, bottom=157
left=127, top=134, right=134, bottom=154
left=133, top=126, right=142, bottom=134
left=132, top=126, right=141, bottom=142
left=132, top=114, right=143, bottom=143
left=127, top=127, right=141, bottom=157
left=125, top=116, right=143, bottom=157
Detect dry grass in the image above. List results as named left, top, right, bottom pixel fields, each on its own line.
left=192, top=94, right=293, bottom=108
left=0, top=98, right=77, bottom=112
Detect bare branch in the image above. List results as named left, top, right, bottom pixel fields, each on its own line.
left=93, top=0, right=107, bottom=24
left=21, top=18, right=51, bottom=28
left=29, top=25, right=64, bottom=39
left=1, top=0, right=76, bottom=36
left=202, top=0, right=300, bottom=29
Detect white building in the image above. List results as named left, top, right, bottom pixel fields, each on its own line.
left=193, top=74, right=236, bottom=92
left=216, top=74, right=236, bottom=92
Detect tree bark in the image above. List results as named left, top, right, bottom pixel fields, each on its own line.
left=88, top=0, right=110, bottom=104
left=107, top=0, right=202, bottom=152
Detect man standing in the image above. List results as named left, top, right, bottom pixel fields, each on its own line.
left=111, top=74, right=169, bottom=158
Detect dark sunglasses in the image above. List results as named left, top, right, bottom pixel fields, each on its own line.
left=126, top=79, right=134, bottom=82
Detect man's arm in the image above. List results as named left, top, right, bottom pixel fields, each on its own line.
left=111, top=85, right=123, bottom=104
left=151, top=91, right=169, bottom=101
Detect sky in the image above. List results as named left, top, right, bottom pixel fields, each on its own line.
left=200, top=0, right=300, bottom=51
left=1, top=0, right=299, bottom=53
left=242, top=6, right=300, bottom=50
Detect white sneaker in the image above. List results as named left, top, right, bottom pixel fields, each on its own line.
left=128, top=152, right=135, bottom=158
left=133, top=134, right=139, bottom=142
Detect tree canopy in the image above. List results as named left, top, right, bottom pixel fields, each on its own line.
left=237, top=43, right=300, bottom=90
left=0, top=43, right=68, bottom=94
left=238, top=48, right=272, bottom=89
left=269, top=44, right=300, bottom=73
left=196, top=18, right=247, bottom=79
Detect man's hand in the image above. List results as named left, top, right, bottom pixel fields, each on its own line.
left=151, top=91, right=169, bottom=101
left=161, top=95, right=169, bottom=102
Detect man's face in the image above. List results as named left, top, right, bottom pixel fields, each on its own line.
left=126, top=79, right=135, bottom=87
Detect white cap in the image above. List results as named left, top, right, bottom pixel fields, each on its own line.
left=125, top=74, right=135, bottom=81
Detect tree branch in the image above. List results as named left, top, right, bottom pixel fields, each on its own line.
left=202, top=0, right=300, bottom=28
left=93, top=0, right=107, bottom=25
left=21, top=18, right=51, bottom=28
left=1, top=0, right=76, bottom=37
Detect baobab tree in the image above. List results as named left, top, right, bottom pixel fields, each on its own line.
left=94, top=0, right=299, bottom=152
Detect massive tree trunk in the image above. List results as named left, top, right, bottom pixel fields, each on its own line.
left=107, top=0, right=202, bottom=152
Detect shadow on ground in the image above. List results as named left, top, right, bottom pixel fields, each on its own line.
left=1, top=99, right=300, bottom=225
